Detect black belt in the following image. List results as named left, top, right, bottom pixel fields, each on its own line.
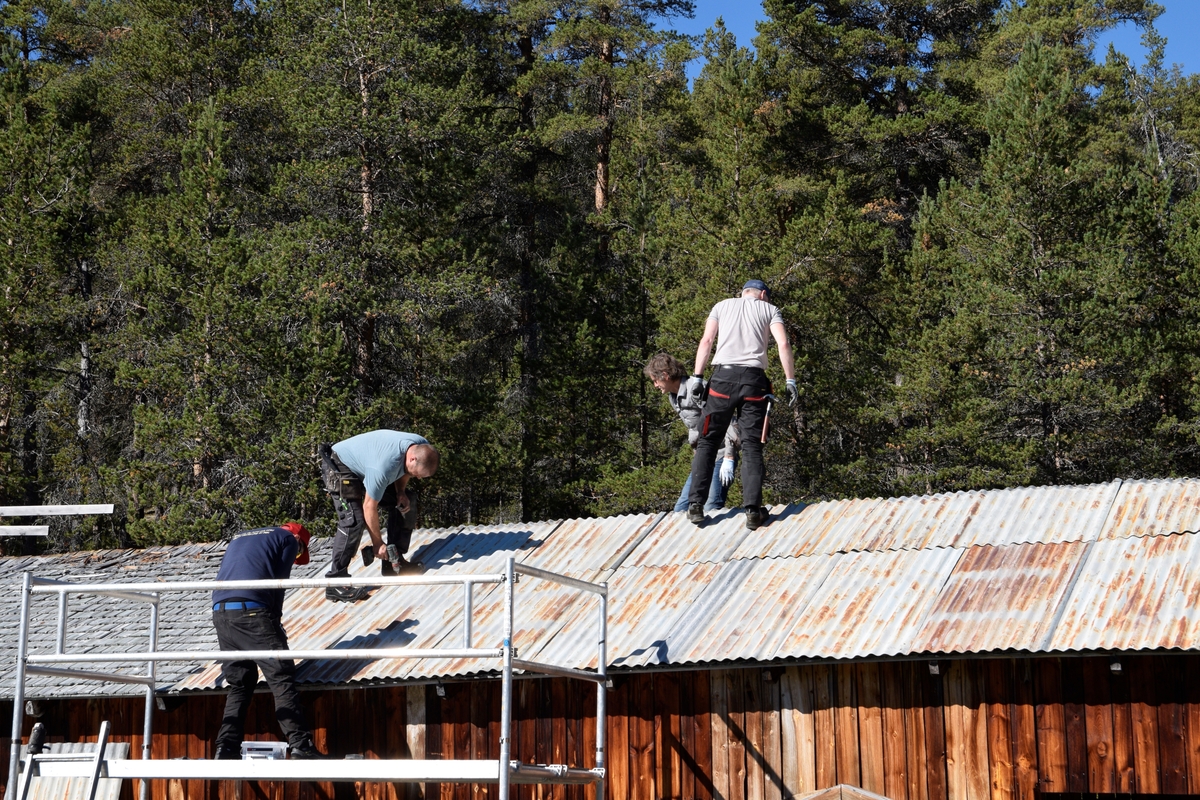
left=213, top=601, right=266, bottom=611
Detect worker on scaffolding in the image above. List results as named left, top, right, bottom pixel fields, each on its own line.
left=211, top=523, right=324, bottom=760
left=319, top=429, right=439, bottom=602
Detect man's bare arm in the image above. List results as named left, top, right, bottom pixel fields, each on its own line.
left=771, top=322, right=795, bottom=380
left=394, top=475, right=411, bottom=512
left=693, top=317, right=720, bottom=375
left=362, top=494, right=387, bottom=559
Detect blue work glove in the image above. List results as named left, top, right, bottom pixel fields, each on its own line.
left=719, top=458, right=736, bottom=487
left=786, top=379, right=799, bottom=408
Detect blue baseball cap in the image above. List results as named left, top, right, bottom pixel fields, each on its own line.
left=743, top=279, right=769, bottom=293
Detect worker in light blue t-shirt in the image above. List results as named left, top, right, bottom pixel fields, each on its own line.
left=318, top=430, right=440, bottom=602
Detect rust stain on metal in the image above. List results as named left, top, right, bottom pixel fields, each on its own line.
left=916, top=540, right=1087, bottom=653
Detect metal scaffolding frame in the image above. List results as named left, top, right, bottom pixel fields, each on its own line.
left=7, top=558, right=608, bottom=800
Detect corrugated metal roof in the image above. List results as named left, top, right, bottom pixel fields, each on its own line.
left=624, top=506, right=787, bottom=567
left=517, top=513, right=662, bottom=579
left=733, top=481, right=1121, bottom=559
left=1101, top=478, right=1200, bottom=540
left=654, top=555, right=836, bottom=666
left=769, top=547, right=964, bottom=659
left=5, top=477, right=1200, bottom=699
left=1047, top=531, right=1200, bottom=651
left=915, top=540, right=1088, bottom=653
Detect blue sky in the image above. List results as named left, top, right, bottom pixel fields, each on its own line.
left=667, top=1, right=1199, bottom=82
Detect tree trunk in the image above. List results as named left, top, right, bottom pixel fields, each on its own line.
left=77, top=259, right=91, bottom=438
left=594, top=5, right=613, bottom=218
left=518, top=32, right=538, bottom=522
left=359, top=62, right=374, bottom=232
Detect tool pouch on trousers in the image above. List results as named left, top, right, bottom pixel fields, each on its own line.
left=318, top=443, right=340, bottom=495
left=319, top=443, right=366, bottom=501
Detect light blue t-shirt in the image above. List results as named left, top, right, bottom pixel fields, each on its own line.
left=332, top=430, right=429, bottom=501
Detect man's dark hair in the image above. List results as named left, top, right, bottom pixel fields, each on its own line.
left=643, top=352, right=686, bottom=382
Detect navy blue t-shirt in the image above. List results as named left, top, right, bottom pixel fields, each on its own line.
left=212, top=527, right=298, bottom=615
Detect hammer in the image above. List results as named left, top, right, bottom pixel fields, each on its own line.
left=761, top=394, right=777, bottom=444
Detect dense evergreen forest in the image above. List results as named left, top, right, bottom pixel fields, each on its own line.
left=4, top=0, right=1200, bottom=549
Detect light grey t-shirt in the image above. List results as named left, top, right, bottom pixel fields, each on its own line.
left=709, top=296, right=785, bottom=370
left=332, top=430, right=429, bottom=501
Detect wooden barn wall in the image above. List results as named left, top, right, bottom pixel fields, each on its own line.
left=2, top=655, right=1199, bottom=800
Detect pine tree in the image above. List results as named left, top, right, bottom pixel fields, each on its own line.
left=477, top=0, right=694, bottom=520
left=262, top=0, right=521, bottom=525
left=884, top=39, right=1183, bottom=492
left=0, top=2, right=94, bottom=547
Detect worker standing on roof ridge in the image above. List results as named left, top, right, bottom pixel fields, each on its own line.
left=644, top=353, right=741, bottom=513
left=211, top=523, right=324, bottom=760
left=684, top=279, right=797, bottom=530
left=318, top=429, right=439, bottom=602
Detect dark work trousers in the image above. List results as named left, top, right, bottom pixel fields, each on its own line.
left=326, top=484, right=417, bottom=576
left=213, top=608, right=311, bottom=750
left=689, top=365, right=773, bottom=508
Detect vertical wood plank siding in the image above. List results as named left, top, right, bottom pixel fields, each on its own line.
left=4, top=656, right=1199, bottom=800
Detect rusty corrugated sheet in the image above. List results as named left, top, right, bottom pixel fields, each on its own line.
left=730, top=497, right=882, bottom=560
left=1101, top=478, right=1200, bottom=540
left=769, top=547, right=963, bottom=659
left=536, top=562, right=724, bottom=671
left=517, top=513, right=663, bottom=579
left=388, top=514, right=665, bottom=680
left=300, top=521, right=560, bottom=685
left=735, top=482, right=1120, bottom=559
left=1047, top=530, right=1200, bottom=652
left=624, top=506, right=788, bottom=567
left=914, top=540, right=1088, bottom=653
left=648, top=554, right=838, bottom=666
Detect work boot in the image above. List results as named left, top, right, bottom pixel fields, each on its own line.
left=744, top=506, right=767, bottom=531
left=289, top=739, right=326, bottom=760
left=214, top=744, right=241, bottom=760
left=687, top=503, right=704, bottom=525
left=325, top=586, right=371, bottom=603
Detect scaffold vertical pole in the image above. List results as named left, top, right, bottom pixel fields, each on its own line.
left=139, top=595, right=159, bottom=800
left=595, top=587, right=608, bottom=800
left=7, top=572, right=32, bottom=799
left=499, top=557, right=515, bottom=800
left=55, top=593, right=67, bottom=653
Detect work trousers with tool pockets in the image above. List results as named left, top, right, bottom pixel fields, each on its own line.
left=689, top=365, right=772, bottom=509
left=213, top=607, right=311, bottom=751
left=326, top=483, right=417, bottom=577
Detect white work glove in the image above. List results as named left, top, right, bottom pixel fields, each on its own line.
left=719, top=458, right=736, bottom=487
left=684, top=375, right=706, bottom=405
left=785, top=378, right=799, bottom=408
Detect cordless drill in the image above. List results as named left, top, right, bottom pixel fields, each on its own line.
left=360, top=543, right=404, bottom=572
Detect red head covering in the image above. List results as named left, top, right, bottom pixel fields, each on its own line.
left=280, top=522, right=311, bottom=565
